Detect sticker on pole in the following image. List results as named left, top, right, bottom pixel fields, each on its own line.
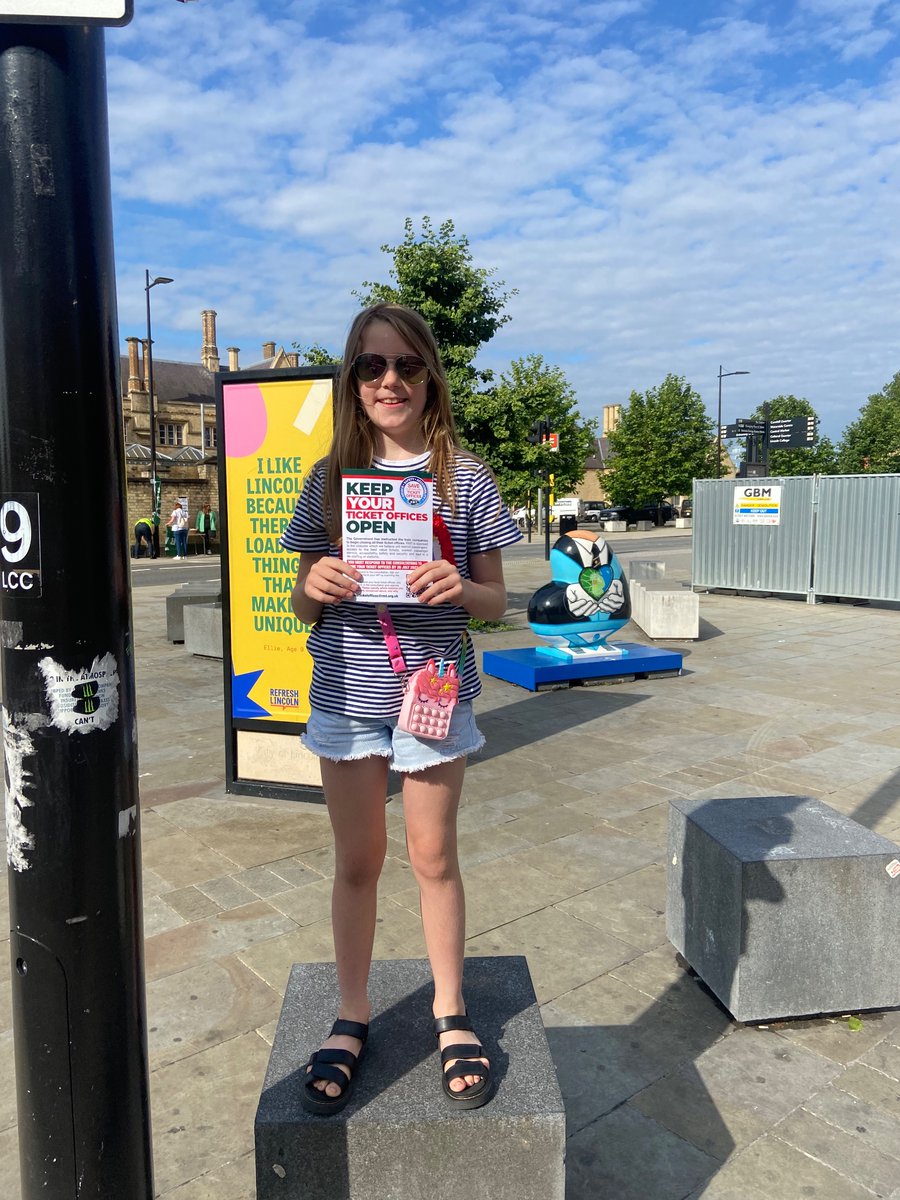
left=37, top=652, right=119, bottom=733
left=1, top=494, right=41, bottom=597
left=0, top=1, right=133, bottom=25
left=887, top=859, right=900, bottom=879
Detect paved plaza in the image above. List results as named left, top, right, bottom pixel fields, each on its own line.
left=3, top=531, right=900, bottom=1199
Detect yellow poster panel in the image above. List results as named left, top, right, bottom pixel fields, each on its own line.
left=223, top=376, right=332, bottom=724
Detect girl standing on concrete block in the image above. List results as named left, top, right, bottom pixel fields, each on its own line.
left=283, top=302, right=520, bottom=1115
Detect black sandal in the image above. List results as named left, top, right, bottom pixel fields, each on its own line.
left=433, top=1014, right=493, bottom=1109
left=300, top=1018, right=368, bottom=1116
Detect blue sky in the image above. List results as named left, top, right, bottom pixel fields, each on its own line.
left=107, top=0, right=900, bottom=441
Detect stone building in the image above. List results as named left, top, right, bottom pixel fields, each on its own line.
left=121, top=310, right=298, bottom=547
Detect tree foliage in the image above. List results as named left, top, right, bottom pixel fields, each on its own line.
left=837, top=372, right=900, bottom=473
left=355, top=216, right=515, bottom=407
left=293, top=342, right=339, bottom=366
left=746, top=395, right=838, bottom=476
left=291, top=218, right=605, bottom=502
left=459, top=355, right=596, bottom=502
left=605, top=375, right=714, bottom=504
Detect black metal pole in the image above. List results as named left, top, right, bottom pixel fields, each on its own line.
left=145, top=270, right=160, bottom=556
left=0, top=24, right=153, bottom=1200
left=144, top=270, right=171, bottom=556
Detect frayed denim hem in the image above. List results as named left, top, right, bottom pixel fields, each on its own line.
left=300, top=735, right=392, bottom=764
left=397, top=732, right=486, bottom=774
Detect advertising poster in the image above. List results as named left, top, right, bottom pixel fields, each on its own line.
left=342, top=470, right=433, bottom=603
left=221, top=374, right=332, bottom=726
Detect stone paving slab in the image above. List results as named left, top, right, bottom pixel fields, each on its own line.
left=4, top=539, right=900, bottom=1199
left=685, top=1131, right=882, bottom=1199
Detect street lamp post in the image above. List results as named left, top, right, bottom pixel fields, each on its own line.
left=144, top=270, right=173, bottom=555
left=716, top=365, right=750, bottom=478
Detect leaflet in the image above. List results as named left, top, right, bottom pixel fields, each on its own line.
left=342, top=470, right=433, bottom=603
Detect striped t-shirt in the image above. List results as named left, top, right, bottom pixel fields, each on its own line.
left=280, top=451, right=522, bottom=717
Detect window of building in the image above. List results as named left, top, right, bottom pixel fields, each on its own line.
left=159, top=423, right=183, bottom=446
left=204, top=426, right=217, bottom=449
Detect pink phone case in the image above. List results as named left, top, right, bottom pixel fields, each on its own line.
left=397, top=659, right=460, bottom=740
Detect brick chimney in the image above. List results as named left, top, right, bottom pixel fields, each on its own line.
left=286, top=352, right=299, bottom=368
left=603, top=404, right=621, bottom=434
left=201, top=309, right=220, bottom=372
left=262, top=341, right=276, bottom=360
left=227, top=347, right=240, bottom=372
left=126, top=336, right=142, bottom=391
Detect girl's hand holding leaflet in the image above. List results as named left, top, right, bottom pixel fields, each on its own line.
left=407, top=558, right=464, bottom=606
left=304, top=556, right=362, bottom=605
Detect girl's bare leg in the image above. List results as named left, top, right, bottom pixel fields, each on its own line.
left=402, top=758, right=488, bottom=1091
left=309, top=755, right=389, bottom=1096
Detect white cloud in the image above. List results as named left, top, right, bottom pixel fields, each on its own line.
left=107, top=0, right=900, bottom=439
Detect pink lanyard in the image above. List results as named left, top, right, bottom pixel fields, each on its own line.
left=376, top=514, right=462, bottom=678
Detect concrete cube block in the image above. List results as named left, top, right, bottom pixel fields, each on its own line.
left=183, top=602, right=223, bottom=659
left=675, top=517, right=692, bottom=529
left=602, top=520, right=627, bottom=532
left=255, top=956, right=565, bottom=1200
left=627, top=560, right=666, bottom=582
left=630, top=581, right=699, bottom=638
left=165, top=583, right=221, bottom=643
left=634, top=520, right=654, bottom=531
left=667, top=796, right=900, bottom=1021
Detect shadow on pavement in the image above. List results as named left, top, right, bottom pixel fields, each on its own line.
left=474, top=686, right=648, bottom=766
left=850, top=765, right=900, bottom=834
left=547, top=796, right=805, bottom=1200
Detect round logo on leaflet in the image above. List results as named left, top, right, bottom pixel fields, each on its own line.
left=399, top=476, right=428, bottom=507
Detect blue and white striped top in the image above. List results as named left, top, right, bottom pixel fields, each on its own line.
left=280, top=451, right=522, bottom=717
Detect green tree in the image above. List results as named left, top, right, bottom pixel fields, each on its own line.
left=747, top=395, right=838, bottom=475
left=605, top=375, right=714, bottom=505
left=355, top=216, right=515, bottom=410
left=293, top=342, right=339, bottom=366
left=458, top=355, right=596, bottom=502
left=837, top=372, right=900, bottom=472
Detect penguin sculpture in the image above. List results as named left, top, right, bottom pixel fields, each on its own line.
left=527, top=530, right=630, bottom=652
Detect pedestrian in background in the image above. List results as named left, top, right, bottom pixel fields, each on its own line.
left=196, top=503, right=217, bottom=554
left=133, top=516, right=155, bottom=559
left=166, top=501, right=189, bottom=559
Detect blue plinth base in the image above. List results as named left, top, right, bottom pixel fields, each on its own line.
left=482, top=642, right=683, bottom=691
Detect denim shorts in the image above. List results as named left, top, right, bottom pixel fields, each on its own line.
left=303, top=702, right=484, bottom=774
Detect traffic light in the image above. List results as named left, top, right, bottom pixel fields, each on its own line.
left=527, top=417, right=551, bottom=446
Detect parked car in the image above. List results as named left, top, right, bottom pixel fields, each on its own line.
left=593, top=503, right=637, bottom=525
left=680, top=499, right=693, bottom=518
left=635, top=502, right=678, bottom=525
left=581, top=501, right=606, bottom=524
left=592, top=502, right=677, bottom=527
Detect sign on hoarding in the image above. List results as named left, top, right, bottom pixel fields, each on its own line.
left=733, top=484, right=782, bottom=525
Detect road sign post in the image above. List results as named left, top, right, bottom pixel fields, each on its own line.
left=0, top=20, right=152, bottom=1200
left=768, top=417, right=818, bottom=449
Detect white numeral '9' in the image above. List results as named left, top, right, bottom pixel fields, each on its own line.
left=1, top=501, right=32, bottom=563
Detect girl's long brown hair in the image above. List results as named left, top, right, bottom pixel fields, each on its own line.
left=322, top=303, right=471, bottom=542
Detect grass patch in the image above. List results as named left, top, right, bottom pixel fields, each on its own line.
left=467, top=618, right=517, bottom=633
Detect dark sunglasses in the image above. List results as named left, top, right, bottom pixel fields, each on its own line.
left=352, top=353, right=429, bottom=385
